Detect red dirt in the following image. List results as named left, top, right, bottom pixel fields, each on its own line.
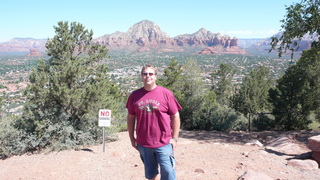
left=1, top=130, right=320, bottom=180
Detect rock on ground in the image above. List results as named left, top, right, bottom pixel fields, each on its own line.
left=1, top=130, right=320, bottom=180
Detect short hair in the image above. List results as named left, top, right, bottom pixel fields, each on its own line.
left=141, top=64, right=157, bottom=75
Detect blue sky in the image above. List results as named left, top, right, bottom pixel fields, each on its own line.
left=0, top=0, right=300, bottom=43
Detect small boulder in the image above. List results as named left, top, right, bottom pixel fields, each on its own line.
left=266, top=136, right=308, bottom=155
left=238, top=170, right=273, bottom=180
left=311, top=151, right=320, bottom=165
left=308, top=135, right=320, bottom=152
left=245, top=140, right=264, bottom=147
left=287, top=159, right=319, bottom=170
left=194, top=168, right=205, bottom=173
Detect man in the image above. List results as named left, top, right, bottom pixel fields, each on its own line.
left=126, top=64, right=182, bottom=180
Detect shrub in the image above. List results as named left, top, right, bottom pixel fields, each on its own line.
left=251, top=113, right=276, bottom=131
left=186, top=104, right=248, bottom=131
left=0, top=116, right=37, bottom=159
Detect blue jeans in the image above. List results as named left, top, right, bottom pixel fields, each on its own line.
left=137, top=143, right=176, bottom=180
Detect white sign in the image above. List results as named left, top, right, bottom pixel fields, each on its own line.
left=99, top=109, right=111, bottom=127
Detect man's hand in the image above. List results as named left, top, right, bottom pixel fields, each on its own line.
left=131, top=138, right=138, bottom=151
left=127, top=114, right=138, bottom=151
left=170, top=138, right=178, bottom=151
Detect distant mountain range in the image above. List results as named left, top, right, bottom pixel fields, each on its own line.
left=0, top=20, right=313, bottom=56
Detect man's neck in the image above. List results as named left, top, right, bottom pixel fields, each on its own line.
left=144, top=84, right=157, bottom=91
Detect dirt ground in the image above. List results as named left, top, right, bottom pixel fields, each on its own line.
left=1, top=130, right=320, bottom=180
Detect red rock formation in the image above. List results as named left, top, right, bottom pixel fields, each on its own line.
left=0, top=38, right=46, bottom=52
left=136, top=46, right=151, bottom=52
left=197, top=45, right=246, bottom=55
left=26, top=49, right=44, bottom=56
left=1, top=20, right=246, bottom=54
left=197, top=47, right=219, bottom=54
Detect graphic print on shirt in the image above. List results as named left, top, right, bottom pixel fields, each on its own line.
left=138, top=99, right=160, bottom=113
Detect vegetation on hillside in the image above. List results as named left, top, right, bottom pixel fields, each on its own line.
left=0, top=21, right=126, bottom=159
left=1, top=0, right=320, bottom=159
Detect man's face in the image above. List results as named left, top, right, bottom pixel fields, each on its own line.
left=141, top=67, right=157, bottom=86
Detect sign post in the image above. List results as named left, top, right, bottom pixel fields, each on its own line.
left=99, top=109, right=111, bottom=152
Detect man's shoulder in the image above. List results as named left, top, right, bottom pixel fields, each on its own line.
left=156, top=86, right=174, bottom=94
left=156, top=85, right=170, bottom=91
left=131, top=87, right=144, bottom=93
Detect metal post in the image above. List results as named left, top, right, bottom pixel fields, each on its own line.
left=248, top=113, right=251, bottom=132
left=102, top=127, right=105, bottom=152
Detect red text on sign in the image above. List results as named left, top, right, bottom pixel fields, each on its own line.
left=100, top=111, right=110, bottom=117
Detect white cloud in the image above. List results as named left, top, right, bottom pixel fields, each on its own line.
left=256, top=29, right=278, bottom=35
left=221, top=29, right=278, bottom=38
left=227, top=30, right=253, bottom=35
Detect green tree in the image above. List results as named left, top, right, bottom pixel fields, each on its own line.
left=157, top=58, right=183, bottom=90
left=295, top=48, right=320, bottom=120
left=20, top=21, right=125, bottom=151
left=269, top=0, right=320, bottom=129
left=179, top=60, right=207, bottom=128
left=159, top=59, right=209, bottom=129
left=157, top=58, right=184, bottom=116
left=212, top=63, right=236, bottom=106
left=270, top=0, right=320, bottom=58
left=232, top=66, right=273, bottom=130
left=269, top=65, right=311, bottom=130
left=0, top=96, right=3, bottom=112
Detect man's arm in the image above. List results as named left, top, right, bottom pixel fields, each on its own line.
left=127, top=113, right=137, bottom=150
left=170, top=112, right=181, bottom=149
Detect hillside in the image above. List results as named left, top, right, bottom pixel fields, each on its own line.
left=1, top=130, right=320, bottom=180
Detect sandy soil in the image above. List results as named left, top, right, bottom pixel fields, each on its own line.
left=1, top=130, right=320, bottom=180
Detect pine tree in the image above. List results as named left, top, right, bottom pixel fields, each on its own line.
left=157, top=58, right=182, bottom=90
left=158, top=59, right=209, bottom=129
left=269, top=65, right=311, bottom=130
left=212, top=63, right=236, bottom=106
left=269, top=0, right=320, bottom=129
left=270, top=0, right=320, bottom=58
left=20, top=21, right=124, bottom=150
left=232, top=66, right=273, bottom=130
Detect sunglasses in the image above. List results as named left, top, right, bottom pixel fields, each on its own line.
left=143, top=73, right=154, bottom=76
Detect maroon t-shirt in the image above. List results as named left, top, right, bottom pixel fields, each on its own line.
left=126, top=86, right=182, bottom=148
